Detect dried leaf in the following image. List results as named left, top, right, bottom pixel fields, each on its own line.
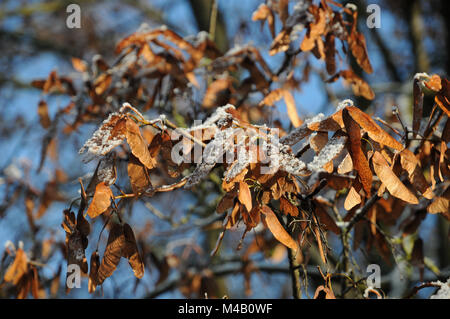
left=346, top=106, right=403, bottom=150
left=372, top=151, right=418, bottom=204
left=123, top=223, right=145, bottom=279
left=261, top=205, right=298, bottom=251
left=314, top=285, right=336, bottom=299
left=37, top=100, right=51, bottom=129
left=128, top=154, right=152, bottom=194
left=97, top=223, right=125, bottom=285
left=343, top=108, right=372, bottom=195
left=412, top=79, right=423, bottom=138
left=125, top=118, right=155, bottom=170
left=344, top=186, right=361, bottom=210
left=4, top=248, right=28, bottom=285
left=86, top=182, right=113, bottom=218
left=88, top=251, right=100, bottom=293
left=238, top=181, right=252, bottom=213
left=283, top=90, right=302, bottom=127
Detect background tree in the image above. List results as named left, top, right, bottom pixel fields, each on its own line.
left=0, top=0, right=448, bottom=299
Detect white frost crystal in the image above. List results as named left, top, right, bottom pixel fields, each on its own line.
left=307, top=136, right=347, bottom=172
left=79, top=112, right=125, bottom=163
left=430, top=278, right=450, bottom=299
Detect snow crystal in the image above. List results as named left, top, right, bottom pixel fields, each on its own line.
left=337, top=99, right=354, bottom=111
left=200, top=104, right=235, bottom=128
left=79, top=112, right=125, bottom=163
left=414, top=72, right=430, bottom=81
left=307, top=136, right=347, bottom=172
left=97, top=156, right=116, bottom=186
left=185, top=128, right=235, bottom=187
left=223, top=140, right=253, bottom=182
left=345, top=3, right=358, bottom=11
left=286, top=0, right=313, bottom=29
left=280, top=114, right=325, bottom=146
left=430, top=278, right=450, bottom=299
left=304, top=113, right=325, bottom=126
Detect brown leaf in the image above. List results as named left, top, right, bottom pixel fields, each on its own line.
left=252, top=4, right=275, bottom=38
left=269, top=29, right=291, bottom=56
left=399, top=149, right=433, bottom=199
left=314, top=202, right=340, bottom=235
left=94, top=73, right=112, bottom=96
left=427, top=187, right=450, bottom=216
left=259, top=88, right=284, bottom=106
left=283, top=90, right=302, bottom=127
left=37, top=100, right=51, bottom=129
left=412, top=79, right=423, bottom=138
left=127, top=154, right=152, bottom=194
left=97, top=223, right=125, bottom=285
left=324, top=33, right=336, bottom=75
left=300, top=8, right=326, bottom=52
left=314, top=285, right=336, bottom=299
left=71, top=57, right=88, bottom=73
left=217, top=192, right=236, bottom=214
left=342, top=108, right=372, bottom=195
left=123, top=223, right=145, bottom=279
left=4, top=248, right=28, bottom=285
left=238, top=181, right=252, bottom=213
left=279, top=197, right=299, bottom=217
left=372, top=151, right=418, bottom=204
left=348, top=31, right=373, bottom=74
left=125, top=118, right=155, bottom=170
left=202, top=78, right=231, bottom=109
left=337, top=152, right=353, bottom=174
left=86, top=182, right=113, bottom=218
left=346, top=106, right=403, bottom=150
left=340, top=70, right=375, bottom=100
left=344, top=186, right=361, bottom=211
left=88, top=251, right=100, bottom=293
left=261, top=205, right=298, bottom=251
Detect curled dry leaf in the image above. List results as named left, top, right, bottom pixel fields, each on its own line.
left=97, top=223, right=124, bottom=285
left=202, top=78, right=231, bottom=109
left=399, top=149, right=433, bottom=199
left=261, top=205, right=298, bottom=251
left=279, top=197, right=299, bottom=216
left=340, top=70, right=375, bottom=100
left=4, top=248, right=28, bottom=285
left=283, top=90, right=302, bottom=127
left=337, top=152, right=353, bottom=174
left=346, top=106, right=403, bottom=150
left=313, top=285, right=336, bottom=299
left=343, top=108, right=373, bottom=195
left=86, top=182, right=113, bottom=219
left=61, top=209, right=89, bottom=275
left=344, top=186, right=361, bottom=211
left=125, top=118, right=155, bottom=170
left=88, top=251, right=100, bottom=293
left=427, top=187, right=450, bottom=218
left=238, top=181, right=252, bottom=213
left=252, top=4, right=275, bottom=38
left=37, top=100, right=51, bottom=129
left=123, top=223, right=145, bottom=279
left=348, top=31, right=373, bottom=74
left=372, top=151, right=419, bottom=204
left=413, top=78, right=424, bottom=138
left=300, top=7, right=326, bottom=52
left=128, top=154, right=152, bottom=194
left=96, top=223, right=145, bottom=287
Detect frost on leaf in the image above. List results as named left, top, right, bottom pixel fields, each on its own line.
left=430, top=278, right=450, bottom=299
left=307, top=136, right=346, bottom=172
left=185, top=128, right=235, bottom=187
left=79, top=113, right=126, bottom=163
left=97, top=154, right=117, bottom=186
